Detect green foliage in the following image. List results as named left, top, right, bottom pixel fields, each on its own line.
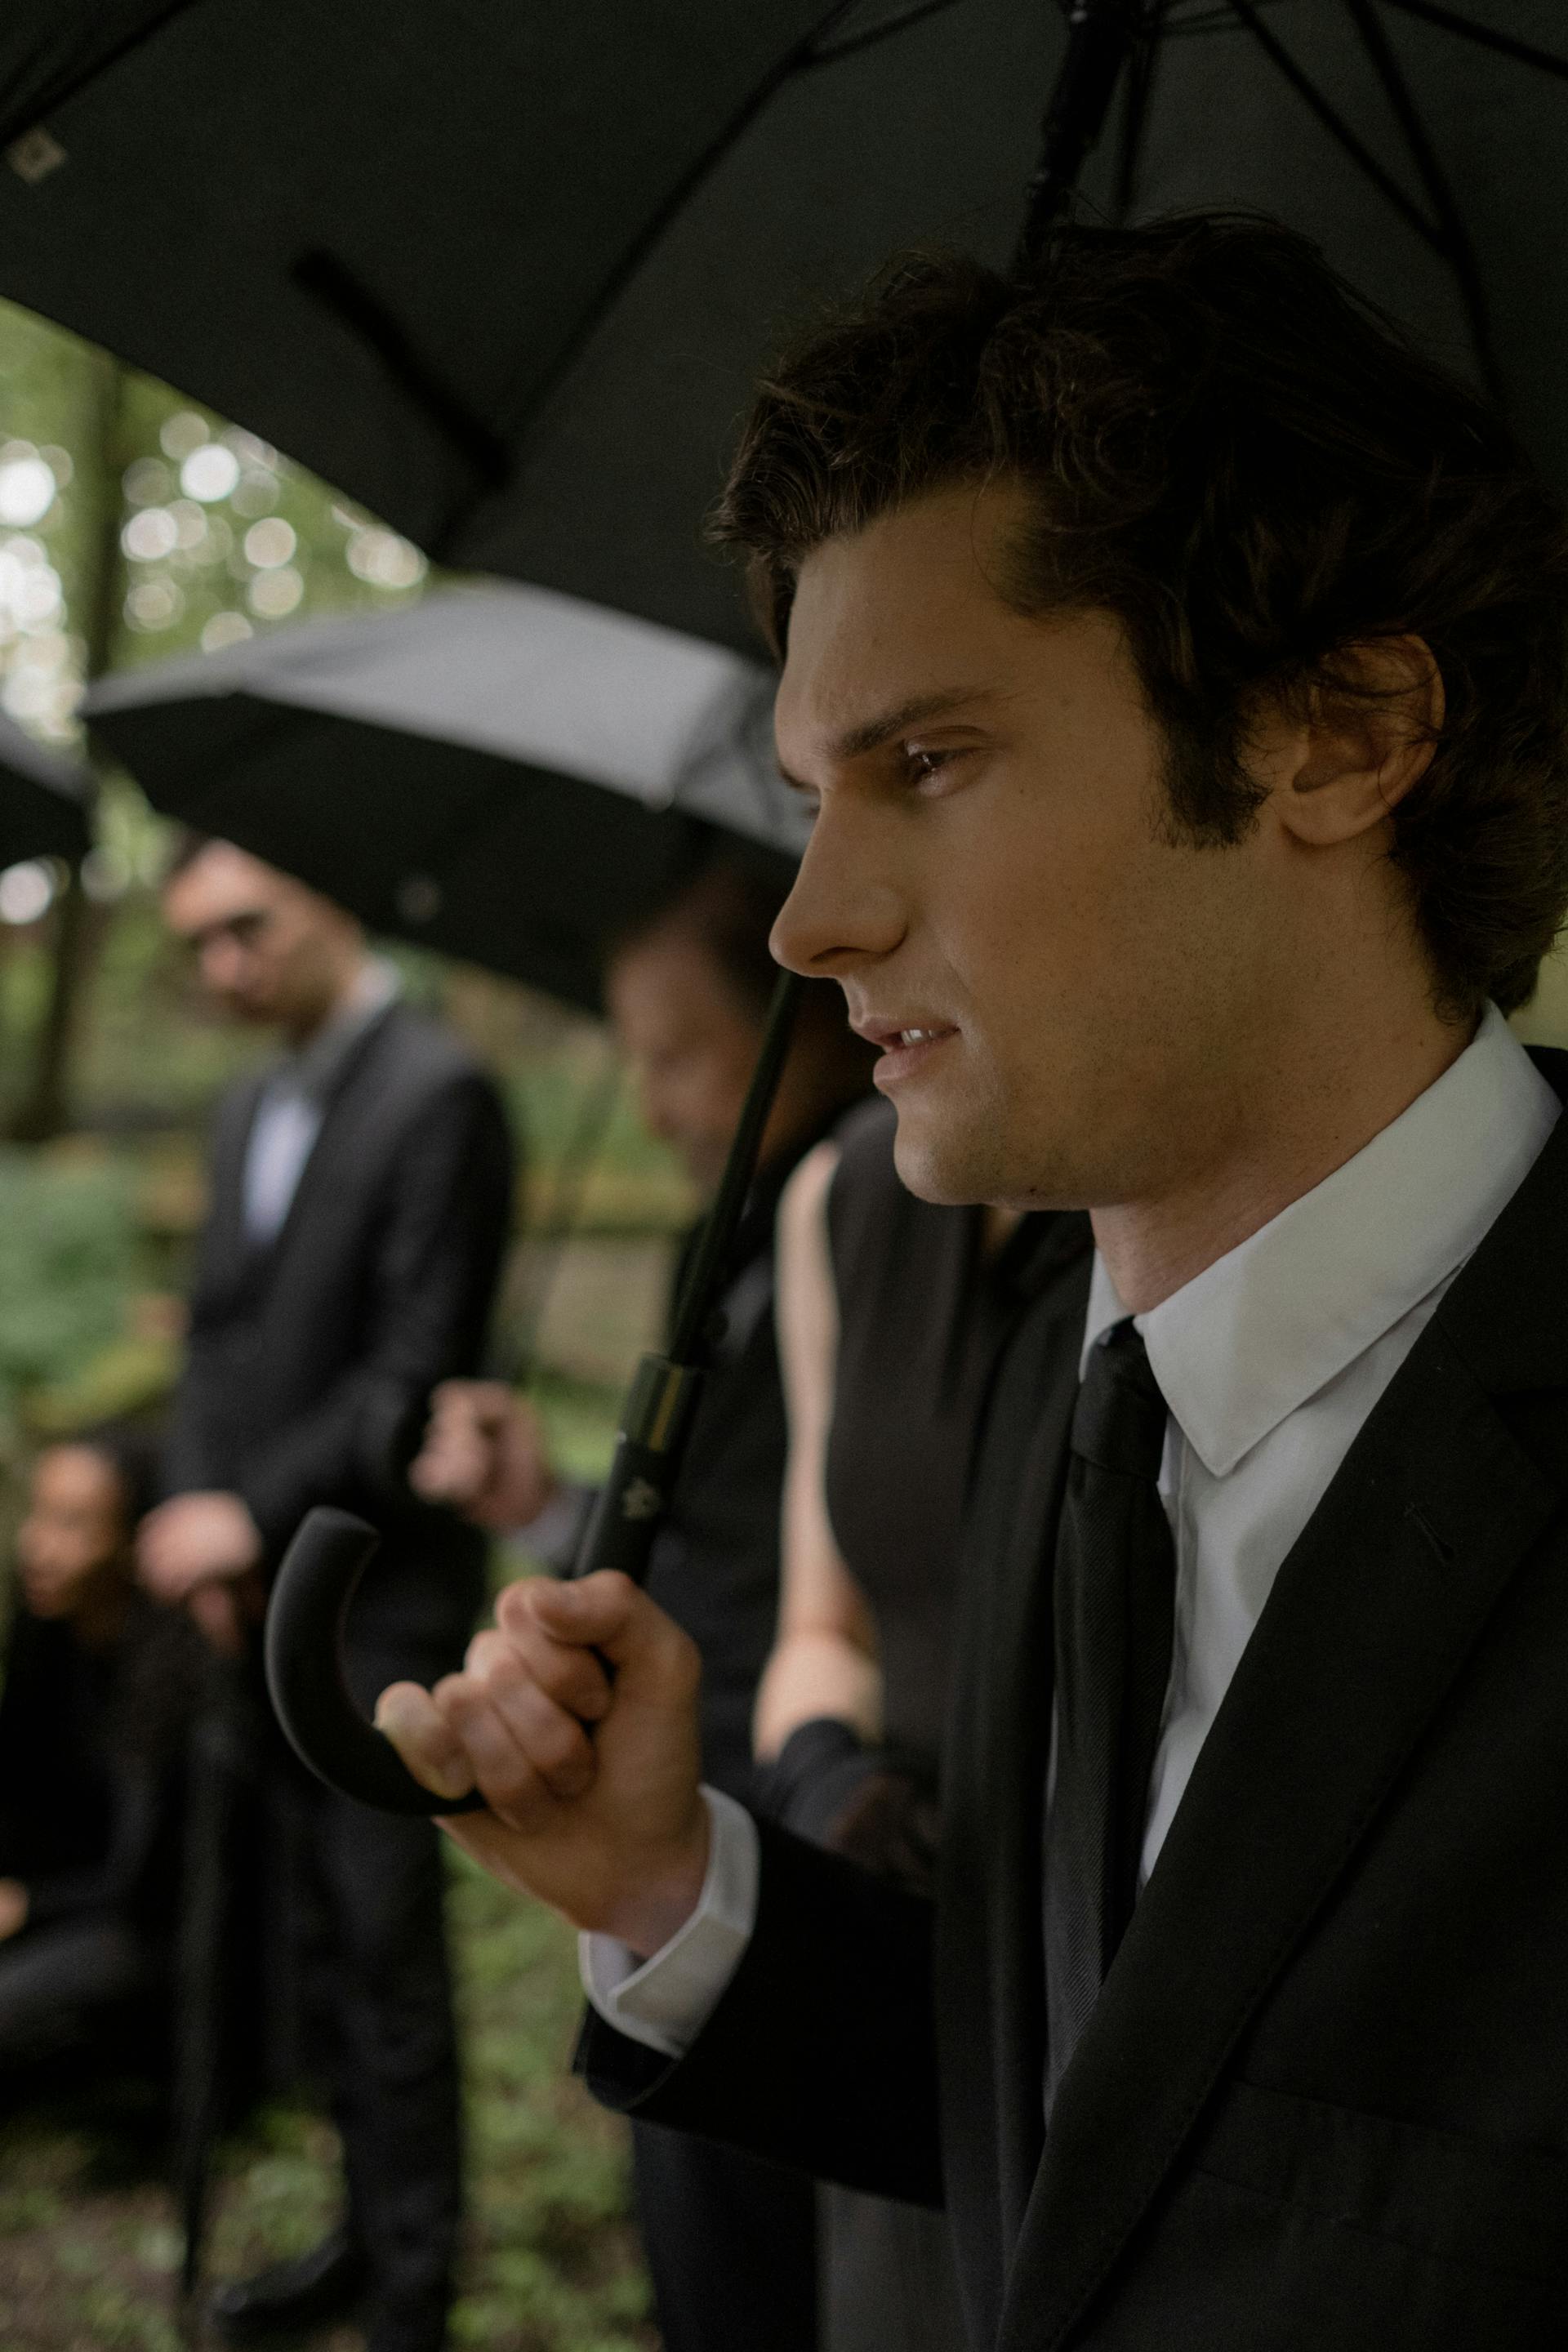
left=0, top=1143, right=156, bottom=1442
left=0, top=292, right=431, bottom=742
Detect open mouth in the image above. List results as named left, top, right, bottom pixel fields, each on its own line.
left=858, top=1022, right=958, bottom=1087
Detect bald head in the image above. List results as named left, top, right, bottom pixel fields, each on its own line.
left=163, top=840, right=366, bottom=1041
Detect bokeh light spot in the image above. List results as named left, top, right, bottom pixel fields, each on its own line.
left=243, top=517, right=296, bottom=569
left=122, top=508, right=179, bottom=563
left=345, top=528, right=425, bottom=590
left=180, top=443, right=240, bottom=503
left=159, top=411, right=211, bottom=461
left=201, top=611, right=253, bottom=653
left=247, top=565, right=305, bottom=618
left=125, top=578, right=185, bottom=631
left=0, top=860, right=57, bottom=925
left=123, top=457, right=173, bottom=506
left=0, top=456, right=56, bottom=528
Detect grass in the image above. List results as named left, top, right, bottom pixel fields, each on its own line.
left=0, top=1854, right=657, bottom=2351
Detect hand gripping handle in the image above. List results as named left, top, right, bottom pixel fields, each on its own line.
left=264, top=1504, right=483, bottom=1816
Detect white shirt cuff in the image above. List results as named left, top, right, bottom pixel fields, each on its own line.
left=579, top=1786, right=760, bottom=2060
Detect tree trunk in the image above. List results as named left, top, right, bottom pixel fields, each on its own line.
left=8, top=351, right=122, bottom=1141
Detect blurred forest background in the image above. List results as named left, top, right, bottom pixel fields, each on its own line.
left=0, top=292, right=690, bottom=2351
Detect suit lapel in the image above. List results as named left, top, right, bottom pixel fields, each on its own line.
left=1001, top=1089, right=1568, bottom=2352
left=257, top=1000, right=399, bottom=1265
left=202, top=1070, right=268, bottom=1298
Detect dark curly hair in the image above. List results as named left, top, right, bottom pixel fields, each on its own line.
left=714, top=216, right=1568, bottom=1018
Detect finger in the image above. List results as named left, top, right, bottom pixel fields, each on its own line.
left=431, top=1673, right=577, bottom=1825
left=409, top=1436, right=479, bottom=1506
left=375, top=1680, right=477, bottom=1802
left=483, top=1597, right=614, bottom=1722
left=452, top=1638, right=599, bottom=1799
left=519, top=1573, right=700, bottom=1708
left=188, top=1584, right=243, bottom=1656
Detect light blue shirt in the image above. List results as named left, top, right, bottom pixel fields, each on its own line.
left=242, top=958, right=400, bottom=1245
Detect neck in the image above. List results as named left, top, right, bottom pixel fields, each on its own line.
left=69, top=1564, right=133, bottom=1652
left=287, top=953, right=370, bottom=1049
left=1090, top=998, right=1476, bottom=1314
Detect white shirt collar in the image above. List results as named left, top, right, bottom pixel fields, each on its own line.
left=1083, top=1006, right=1561, bottom=1477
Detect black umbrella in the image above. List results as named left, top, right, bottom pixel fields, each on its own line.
left=84, top=583, right=802, bottom=1011
left=0, top=709, right=91, bottom=865
left=0, top=0, right=1067, bottom=654
left=3, top=2, right=1568, bottom=669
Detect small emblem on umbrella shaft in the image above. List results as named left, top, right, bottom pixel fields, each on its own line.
left=621, top=1477, right=662, bottom=1522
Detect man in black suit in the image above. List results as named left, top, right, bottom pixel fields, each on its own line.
left=378, top=218, right=1568, bottom=2348
left=140, top=839, right=513, bottom=2352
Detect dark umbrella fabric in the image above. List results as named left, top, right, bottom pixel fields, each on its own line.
left=3, top=4, right=1568, bottom=662
left=0, top=0, right=1069, bottom=654
left=0, top=709, right=92, bottom=864
left=84, top=586, right=804, bottom=1008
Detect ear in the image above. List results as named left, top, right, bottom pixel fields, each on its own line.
left=1261, top=635, right=1445, bottom=849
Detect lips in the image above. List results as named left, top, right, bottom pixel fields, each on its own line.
left=852, top=1014, right=959, bottom=1090
left=852, top=1016, right=959, bottom=1050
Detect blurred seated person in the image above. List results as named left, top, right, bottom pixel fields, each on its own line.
left=0, top=1428, right=198, bottom=2096
left=413, top=852, right=872, bottom=2352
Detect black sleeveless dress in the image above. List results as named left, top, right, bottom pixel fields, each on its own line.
left=774, top=1094, right=1074, bottom=2352
left=630, top=1134, right=826, bottom=2352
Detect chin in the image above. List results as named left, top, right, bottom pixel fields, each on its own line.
left=889, top=1108, right=999, bottom=1208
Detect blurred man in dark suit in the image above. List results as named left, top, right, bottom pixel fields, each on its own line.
left=144, top=838, right=514, bottom=2352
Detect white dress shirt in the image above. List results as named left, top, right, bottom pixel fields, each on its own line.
left=242, top=957, right=400, bottom=1245
left=584, top=1005, right=1560, bottom=2057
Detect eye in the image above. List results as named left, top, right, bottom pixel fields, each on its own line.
left=904, top=745, right=964, bottom=790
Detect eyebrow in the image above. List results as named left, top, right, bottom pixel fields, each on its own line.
left=777, top=685, right=997, bottom=792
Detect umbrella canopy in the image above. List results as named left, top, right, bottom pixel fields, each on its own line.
left=0, top=0, right=1067, bottom=655
left=0, top=708, right=92, bottom=865
left=85, top=585, right=805, bottom=1007
left=3, top=5, right=1568, bottom=664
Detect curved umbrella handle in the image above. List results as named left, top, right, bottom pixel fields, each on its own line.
left=264, top=1504, right=484, bottom=1816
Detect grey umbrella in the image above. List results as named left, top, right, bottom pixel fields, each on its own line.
left=0, top=709, right=92, bottom=865
left=84, top=583, right=803, bottom=1009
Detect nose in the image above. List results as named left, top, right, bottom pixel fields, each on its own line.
left=770, top=800, right=905, bottom=981
left=201, top=933, right=245, bottom=994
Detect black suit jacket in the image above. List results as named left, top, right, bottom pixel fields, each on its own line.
left=167, top=999, right=514, bottom=1655
left=582, top=1049, right=1568, bottom=2349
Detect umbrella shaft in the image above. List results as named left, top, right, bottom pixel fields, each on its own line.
left=1018, top=0, right=1140, bottom=264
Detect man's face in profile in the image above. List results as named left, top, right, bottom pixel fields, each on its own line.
left=770, top=483, right=1302, bottom=1215
left=163, top=841, right=358, bottom=1037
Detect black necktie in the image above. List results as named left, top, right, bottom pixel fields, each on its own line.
left=1044, top=1317, right=1177, bottom=2104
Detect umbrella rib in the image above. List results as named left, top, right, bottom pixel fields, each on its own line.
left=292, top=250, right=511, bottom=492
left=1378, top=0, right=1568, bottom=80
left=1223, top=0, right=1446, bottom=258
left=1113, top=2, right=1168, bottom=222
left=804, top=0, right=964, bottom=69
left=0, top=0, right=207, bottom=153
left=1342, top=0, right=1502, bottom=403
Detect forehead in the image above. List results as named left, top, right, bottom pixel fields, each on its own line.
left=775, top=483, right=1032, bottom=743
left=33, top=1446, right=123, bottom=1512
left=163, top=841, right=291, bottom=926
